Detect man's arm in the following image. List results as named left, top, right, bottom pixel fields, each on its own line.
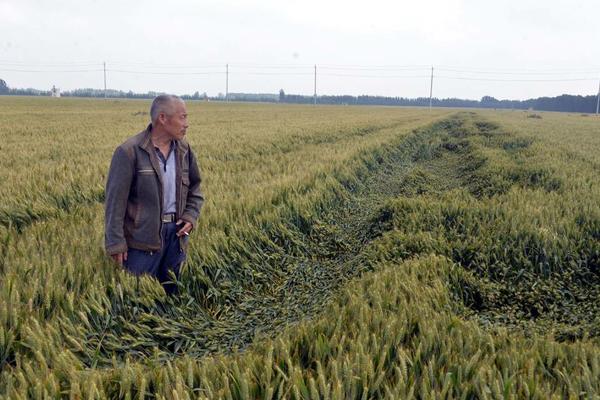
left=105, top=146, right=134, bottom=256
left=180, top=148, right=204, bottom=229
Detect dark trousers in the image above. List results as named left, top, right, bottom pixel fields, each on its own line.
left=124, top=222, right=186, bottom=295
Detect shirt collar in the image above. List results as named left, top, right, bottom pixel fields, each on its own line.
left=154, top=140, right=175, bottom=159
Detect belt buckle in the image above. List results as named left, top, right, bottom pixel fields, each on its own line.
left=162, top=213, right=175, bottom=223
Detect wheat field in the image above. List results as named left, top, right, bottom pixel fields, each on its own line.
left=1, top=97, right=599, bottom=399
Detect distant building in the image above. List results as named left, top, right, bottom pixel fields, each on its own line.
left=51, top=85, right=61, bottom=97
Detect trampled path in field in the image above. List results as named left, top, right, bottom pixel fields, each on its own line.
left=210, top=114, right=494, bottom=354
left=210, top=124, right=469, bottom=352
left=80, top=113, right=489, bottom=364
left=82, top=111, right=598, bottom=366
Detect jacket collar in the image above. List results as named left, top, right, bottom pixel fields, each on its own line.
left=139, top=123, right=155, bottom=154
left=139, top=123, right=187, bottom=154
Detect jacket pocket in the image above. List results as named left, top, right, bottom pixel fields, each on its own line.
left=124, top=202, right=141, bottom=231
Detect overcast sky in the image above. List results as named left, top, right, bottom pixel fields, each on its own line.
left=1, top=0, right=598, bottom=100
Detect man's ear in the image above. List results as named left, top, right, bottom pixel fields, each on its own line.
left=157, top=112, right=166, bottom=126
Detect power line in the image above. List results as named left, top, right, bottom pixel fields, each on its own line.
left=319, top=65, right=430, bottom=71
left=0, top=61, right=102, bottom=67
left=107, top=69, right=224, bottom=75
left=0, top=68, right=103, bottom=73
left=436, top=75, right=598, bottom=82
left=437, top=67, right=600, bottom=76
left=225, top=64, right=313, bottom=69
left=240, top=72, right=313, bottom=76
left=2, top=61, right=598, bottom=101
left=437, top=64, right=600, bottom=73
left=320, top=63, right=431, bottom=69
left=220, top=62, right=314, bottom=68
left=3, top=67, right=595, bottom=82
left=2, top=59, right=599, bottom=74
left=2, top=62, right=599, bottom=79
left=321, top=73, right=430, bottom=78
left=107, top=62, right=224, bottom=69
left=107, top=62, right=312, bottom=69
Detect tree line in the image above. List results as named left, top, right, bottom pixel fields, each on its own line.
left=0, top=78, right=597, bottom=113
left=279, top=90, right=599, bottom=113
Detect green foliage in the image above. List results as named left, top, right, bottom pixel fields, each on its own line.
left=1, top=98, right=600, bottom=398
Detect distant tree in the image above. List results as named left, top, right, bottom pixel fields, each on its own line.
left=0, top=79, right=8, bottom=94
left=480, top=96, right=499, bottom=107
left=279, top=89, right=285, bottom=102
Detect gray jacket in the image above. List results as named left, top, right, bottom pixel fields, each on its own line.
left=104, top=124, right=204, bottom=255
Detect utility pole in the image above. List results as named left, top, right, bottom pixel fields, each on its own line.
left=313, top=64, right=317, bottom=105
left=103, top=61, right=107, bottom=99
left=596, top=77, right=600, bottom=115
left=225, top=63, right=229, bottom=102
left=429, top=66, right=434, bottom=110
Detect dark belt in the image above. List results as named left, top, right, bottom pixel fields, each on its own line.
left=162, top=213, right=176, bottom=223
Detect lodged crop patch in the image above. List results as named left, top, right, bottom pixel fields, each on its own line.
left=1, top=98, right=600, bottom=398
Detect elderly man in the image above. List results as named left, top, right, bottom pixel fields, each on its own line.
left=105, top=95, right=204, bottom=294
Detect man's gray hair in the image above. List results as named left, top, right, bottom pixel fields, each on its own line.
left=150, top=94, right=183, bottom=122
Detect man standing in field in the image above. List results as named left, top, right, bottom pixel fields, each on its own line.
left=104, top=95, right=204, bottom=294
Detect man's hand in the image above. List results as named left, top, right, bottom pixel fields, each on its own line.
left=111, top=252, right=128, bottom=266
left=176, top=219, right=193, bottom=237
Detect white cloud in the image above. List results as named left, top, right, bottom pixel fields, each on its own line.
left=248, top=0, right=465, bottom=41
left=0, top=0, right=598, bottom=99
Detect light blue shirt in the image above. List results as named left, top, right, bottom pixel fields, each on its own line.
left=155, top=142, right=177, bottom=214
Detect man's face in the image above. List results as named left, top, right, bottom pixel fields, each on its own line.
left=162, top=100, right=188, bottom=140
